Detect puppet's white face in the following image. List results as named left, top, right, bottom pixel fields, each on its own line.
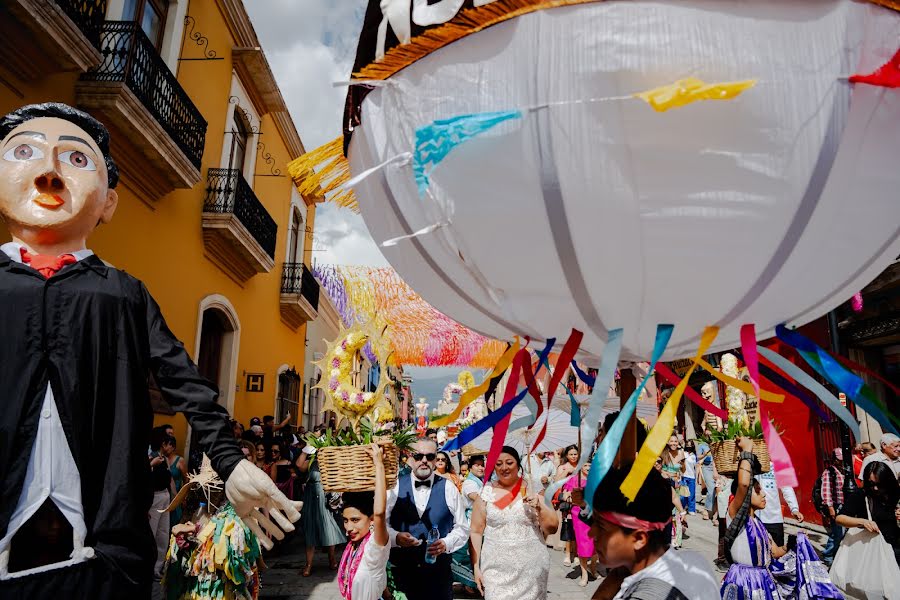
left=0, top=117, right=117, bottom=244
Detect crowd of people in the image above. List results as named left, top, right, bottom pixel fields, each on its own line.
left=149, top=414, right=900, bottom=600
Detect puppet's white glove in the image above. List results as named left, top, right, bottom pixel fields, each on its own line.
left=225, top=460, right=303, bottom=550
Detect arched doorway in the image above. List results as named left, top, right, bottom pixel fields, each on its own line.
left=186, top=296, right=241, bottom=464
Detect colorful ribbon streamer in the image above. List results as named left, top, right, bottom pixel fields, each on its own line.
left=849, top=48, right=900, bottom=88
left=509, top=342, right=554, bottom=435
left=832, top=353, right=900, bottom=396
left=442, top=339, right=554, bottom=452
left=484, top=348, right=527, bottom=483
left=654, top=362, right=728, bottom=420
left=432, top=339, right=519, bottom=427
left=756, top=345, right=860, bottom=441
left=414, top=110, right=523, bottom=195
left=733, top=350, right=830, bottom=421
left=695, top=357, right=784, bottom=403
left=775, top=325, right=899, bottom=435
left=546, top=328, right=624, bottom=510
left=622, top=327, right=718, bottom=502
left=634, top=77, right=756, bottom=112
left=742, top=325, right=798, bottom=489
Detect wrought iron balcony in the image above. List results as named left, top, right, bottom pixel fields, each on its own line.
left=202, top=169, right=277, bottom=282
left=280, top=262, right=320, bottom=329
left=82, top=21, right=206, bottom=169
left=1, top=0, right=104, bottom=77
left=55, top=0, right=105, bottom=49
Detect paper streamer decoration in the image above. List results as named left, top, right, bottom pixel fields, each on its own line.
left=313, top=264, right=507, bottom=367
left=634, top=77, right=756, bottom=112
left=832, top=353, right=900, bottom=396
left=654, top=363, right=728, bottom=420
left=414, top=110, right=523, bottom=195
left=849, top=47, right=900, bottom=88
left=775, top=325, right=899, bottom=435
left=508, top=353, right=545, bottom=434
left=443, top=339, right=554, bottom=452
left=741, top=325, right=798, bottom=489
left=484, top=348, right=526, bottom=483
left=621, top=327, right=718, bottom=503
left=756, top=345, right=861, bottom=441
left=432, top=339, right=519, bottom=427
left=545, top=328, right=623, bottom=510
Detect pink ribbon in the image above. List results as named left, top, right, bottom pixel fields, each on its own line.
left=484, top=348, right=526, bottom=483
left=741, top=324, right=798, bottom=488
left=655, top=362, right=727, bottom=420
left=597, top=511, right=672, bottom=532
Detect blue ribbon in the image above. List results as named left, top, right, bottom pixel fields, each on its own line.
left=442, top=338, right=555, bottom=452
left=733, top=350, right=830, bottom=421
left=541, top=329, right=623, bottom=506
left=414, top=110, right=523, bottom=196
left=756, top=345, right=859, bottom=440
left=582, top=325, right=673, bottom=515
left=775, top=325, right=897, bottom=435
left=571, top=361, right=595, bottom=387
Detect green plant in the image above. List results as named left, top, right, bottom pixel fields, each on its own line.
left=698, top=419, right=773, bottom=444
left=306, top=421, right=417, bottom=462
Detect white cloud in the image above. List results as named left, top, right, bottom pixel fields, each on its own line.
left=244, top=0, right=386, bottom=266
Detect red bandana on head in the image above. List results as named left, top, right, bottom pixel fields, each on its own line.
left=20, top=248, right=77, bottom=279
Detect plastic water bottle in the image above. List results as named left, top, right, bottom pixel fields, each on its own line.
left=424, top=526, right=440, bottom=564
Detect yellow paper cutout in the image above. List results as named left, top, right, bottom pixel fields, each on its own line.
left=621, top=327, right=719, bottom=502
left=635, top=77, right=756, bottom=112
left=696, top=357, right=784, bottom=403
left=431, top=338, right=520, bottom=427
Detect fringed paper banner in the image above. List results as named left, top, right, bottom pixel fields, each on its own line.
left=621, top=326, right=717, bottom=502
left=742, top=325, right=798, bottom=489
left=313, top=264, right=507, bottom=367
left=775, top=325, right=900, bottom=435
left=287, top=136, right=359, bottom=212
left=546, top=328, right=623, bottom=510
left=868, top=0, right=900, bottom=12
left=757, top=345, right=861, bottom=441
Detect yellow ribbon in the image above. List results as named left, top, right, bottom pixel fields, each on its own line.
left=635, top=77, right=756, bottom=112
left=620, top=327, right=719, bottom=501
left=695, top=357, right=784, bottom=403
left=431, top=338, right=520, bottom=427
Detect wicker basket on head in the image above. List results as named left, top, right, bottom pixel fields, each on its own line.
left=318, top=439, right=399, bottom=493
left=710, top=439, right=771, bottom=477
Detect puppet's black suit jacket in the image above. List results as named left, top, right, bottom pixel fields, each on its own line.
left=0, top=253, right=244, bottom=597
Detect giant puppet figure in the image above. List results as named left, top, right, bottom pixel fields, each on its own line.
left=0, top=103, right=300, bottom=598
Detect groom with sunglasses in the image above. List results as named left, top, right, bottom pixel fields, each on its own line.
left=386, top=437, right=468, bottom=599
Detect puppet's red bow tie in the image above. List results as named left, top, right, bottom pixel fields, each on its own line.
left=20, top=248, right=77, bottom=278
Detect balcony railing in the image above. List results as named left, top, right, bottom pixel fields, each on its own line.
left=54, top=0, right=106, bottom=49
left=82, top=21, right=206, bottom=169
left=204, top=168, right=277, bottom=259
left=281, top=262, right=320, bottom=312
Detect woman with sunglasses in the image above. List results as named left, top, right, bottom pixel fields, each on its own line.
left=837, top=461, right=900, bottom=565
left=435, top=451, right=462, bottom=491
left=297, top=444, right=344, bottom=576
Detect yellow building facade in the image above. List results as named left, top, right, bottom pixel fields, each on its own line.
left=0, top=0, right=321, bottom=454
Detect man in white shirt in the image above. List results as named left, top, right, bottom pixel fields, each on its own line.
left=861, top=433, right=900, bottom=478
left=755, top=467, right=804, bottom=546
left=386, top=438, right=468, bottom=600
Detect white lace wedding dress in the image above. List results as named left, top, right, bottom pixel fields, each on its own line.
left=479, top=484, right=549, bottom=600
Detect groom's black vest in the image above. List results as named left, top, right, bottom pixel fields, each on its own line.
left=388, top=475, right=454, bottom=599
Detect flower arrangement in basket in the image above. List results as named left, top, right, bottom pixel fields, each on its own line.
left=699, top=419, right=771, bottom=477
left=311, top=320, right=415, bottom=492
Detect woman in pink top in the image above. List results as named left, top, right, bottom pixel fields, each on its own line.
left=563, top=462, right=597, bottom=586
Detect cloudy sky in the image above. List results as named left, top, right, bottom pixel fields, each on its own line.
left=244, top=1, right=464, bottom=396
left=244, top=0, right=387, bottom=268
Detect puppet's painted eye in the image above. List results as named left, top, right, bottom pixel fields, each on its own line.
left=59, top=150, right=96, bottom=171
left=3, top=144, right=44, bottom=162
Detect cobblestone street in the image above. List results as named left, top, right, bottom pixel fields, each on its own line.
left=249, top=513, right=834, bottom=600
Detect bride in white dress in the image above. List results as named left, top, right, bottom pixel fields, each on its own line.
left=470, top=446, right=559, bottom=600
